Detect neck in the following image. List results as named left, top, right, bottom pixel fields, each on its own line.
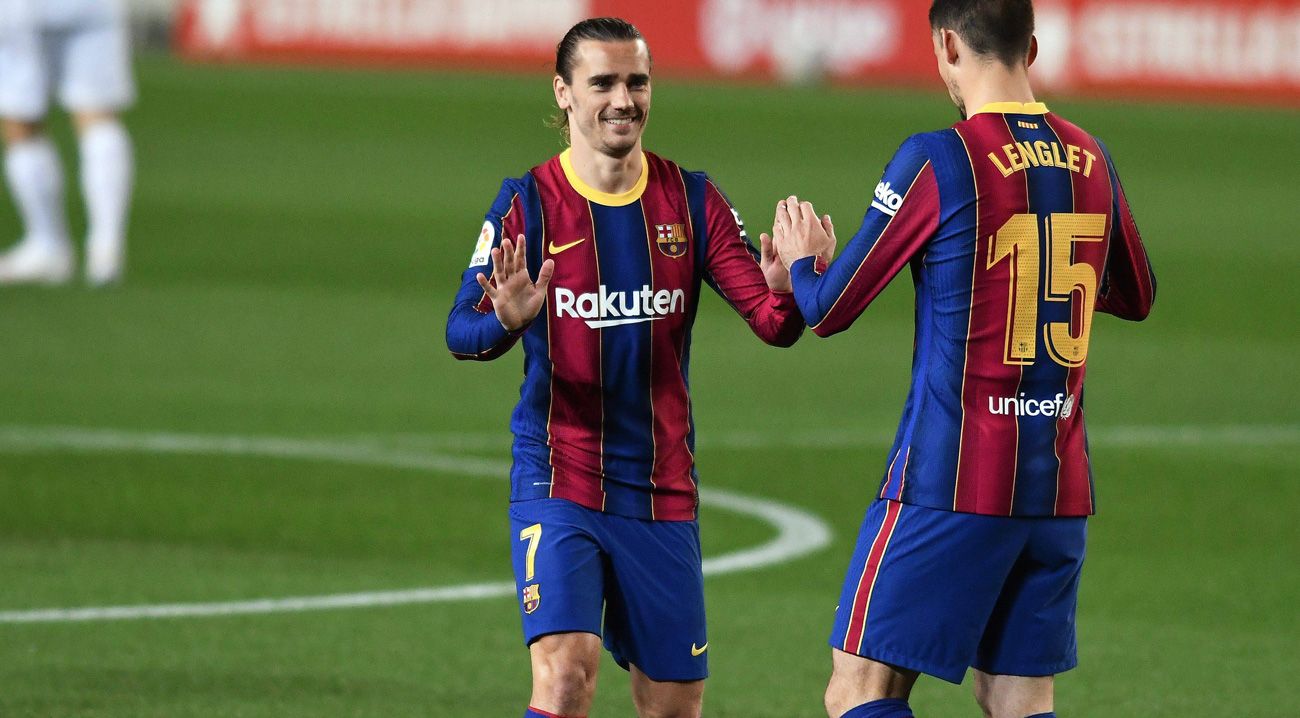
left=962, top=62, right=1037, bottom=115
left=566, top=140, right=644, bottom=195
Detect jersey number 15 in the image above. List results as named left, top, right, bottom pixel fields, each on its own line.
left=987, top=212, right=1106, bottom=368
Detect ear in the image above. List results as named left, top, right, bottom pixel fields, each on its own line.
left=553, top=75, right=571, bottom=112
left=942, top=28, right=961, bottom=66
left=1026, top=35, right=1039, bottom=68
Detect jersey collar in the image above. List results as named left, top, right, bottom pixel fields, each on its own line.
left=973, top=101, right=1050, bottom=116
left=559, top=148, right=649, bottom=206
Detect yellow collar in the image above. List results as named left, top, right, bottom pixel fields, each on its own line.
left=559, top=149, right=648, bottom=206
left=973, top=101, right=1049, bottom=116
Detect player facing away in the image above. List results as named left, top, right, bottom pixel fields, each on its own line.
left=0, top=0, right=135, bottom=285
left=445, top=18, right=819, bottom=718
left=768, top=1, right=1156, bottom=717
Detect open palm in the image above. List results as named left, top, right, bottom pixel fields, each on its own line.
left=476, top=235, right=555, bottom=332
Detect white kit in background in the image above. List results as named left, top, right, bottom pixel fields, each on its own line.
left=0, top=0, right=135, bottom=285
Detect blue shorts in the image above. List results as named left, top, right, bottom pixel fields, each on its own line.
left=508, top=498, right=708, bottom=682
left=829, top=499, right=1086, bottom=684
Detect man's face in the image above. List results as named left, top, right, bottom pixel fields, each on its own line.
left=555, top=39, right=652, bottom=158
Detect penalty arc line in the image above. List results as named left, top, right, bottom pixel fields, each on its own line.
left=0, top=426, right=832, bottom=624
left=3, top=420, right=1293, bottom=624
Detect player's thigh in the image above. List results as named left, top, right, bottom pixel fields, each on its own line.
left=53, top=16, right=134, bottom=115
left=509, top=499, right=607, bottom=643
left=600, top=514, right=707, bottom=683
left=629, top=664, right=703, bottom=718
left=0, top=23, right=50, bottom=122
left=829, top=500, right=1030, bottom=684
left=973, top=517, right=1086, bottom=679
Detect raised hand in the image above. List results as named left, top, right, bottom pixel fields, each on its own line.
left=475, top=235, right=555, bottom=332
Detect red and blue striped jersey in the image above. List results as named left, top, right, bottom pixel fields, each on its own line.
left=448, top=150, right=804, bottom=521
left=790, top=103, right=1156, bottom=517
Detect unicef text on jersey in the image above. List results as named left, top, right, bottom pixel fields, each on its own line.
left=987, top=392, right=1077, bottom=419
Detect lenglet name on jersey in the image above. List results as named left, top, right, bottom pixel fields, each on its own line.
left=988, top=141, right=1097, bottom=179
left=554, top=285, right=686, bottom=329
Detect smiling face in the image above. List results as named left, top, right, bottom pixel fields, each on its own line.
left=554, top=38, right=652, bottom=159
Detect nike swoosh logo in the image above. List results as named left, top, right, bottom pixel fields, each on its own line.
left=691, top=642, right=708, bottom=656
left=548, top=238, right=587, bottom=254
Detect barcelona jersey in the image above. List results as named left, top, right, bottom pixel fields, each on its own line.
left=790, top=103, right=1156, bottom=517
left=448, top=150, right=804, bottom=521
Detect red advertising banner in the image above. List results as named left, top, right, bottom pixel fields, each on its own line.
left=176, top=0, right=1300, bottom=106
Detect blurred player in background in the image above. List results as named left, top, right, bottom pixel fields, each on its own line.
left=769, top=1, right=1155, bottom=717
left=0, top=0, right=134, bottom=285
left=446, top=17, right=823, bottom=718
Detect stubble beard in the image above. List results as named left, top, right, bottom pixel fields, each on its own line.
left=947, top=78, right=967, bottom=121
left=596, top=112, right=644, bottom=159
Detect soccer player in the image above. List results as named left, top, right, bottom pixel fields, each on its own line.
left=768, top=2, right=1156, bottom=717
left=0, top=0, right=135, bottom=285
left=445, top=18, right=821, bottom=718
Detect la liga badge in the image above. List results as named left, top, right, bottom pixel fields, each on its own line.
left=470, top=221, right=494, bottom=267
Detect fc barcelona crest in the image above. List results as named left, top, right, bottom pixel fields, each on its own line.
left=522, top=584, right=541, bottom=614
left=656, top=223, right=688, bottom=258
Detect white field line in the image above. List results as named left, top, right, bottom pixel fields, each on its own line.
left=0, top=427, right=831, bottom=624
left=337, top=424, right=1300, bottom=452
left=0, top=426, right=509, bottom=478
left=0, top=420, right=1293, bottom=624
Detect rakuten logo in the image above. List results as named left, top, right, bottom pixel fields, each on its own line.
left=989, top=393, right=1077, bottom=419
left=554, top=286, right=686, bottom=329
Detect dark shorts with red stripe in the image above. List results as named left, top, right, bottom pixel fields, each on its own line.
left=829, top=499, right=1087, bottom=684
left=509, top=498, right=708, bottom=682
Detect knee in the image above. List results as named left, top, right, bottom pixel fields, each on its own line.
left=823, top=669, right=860, bottom=717
left=72, top=111, right=121, bottom=135
left=533, top=657, right=598, bottom=711
left=823, top=654, right=917, bottom=718
left=634, top=700, right=701, bottom=718
left=970, top=673, right=1052, bottom=718
left=2, top=119, right=44, bottom=146
left=972, top=684, right=995, bottom=718
left=631, top=683, right=703, bottom=718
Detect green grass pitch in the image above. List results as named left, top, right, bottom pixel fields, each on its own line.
left=0, top=55, right=1297, bottom=716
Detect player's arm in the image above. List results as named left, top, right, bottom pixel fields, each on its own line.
left=701, top=180, right=806, bottom=347
left=446, top=183, right=553, bottom=361
left=778, top=137, right=939, bottom=337
left=1095, top=144, right=1156, bottom=321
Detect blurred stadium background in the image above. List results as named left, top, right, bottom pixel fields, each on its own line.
left=0, top=1, right=1297, bottom=716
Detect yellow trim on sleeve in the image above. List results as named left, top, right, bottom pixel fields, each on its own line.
left=559, top=148, right=648, bottom=206
left=974, top=101, right=1049, bottom=116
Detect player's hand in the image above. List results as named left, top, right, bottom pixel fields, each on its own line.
left=475, top=235, right=555, bottom=332
left=759, top=198, right=792, bottom=292
left=774, top=195, right=836, bottom=270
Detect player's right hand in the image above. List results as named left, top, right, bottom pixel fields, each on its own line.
left=476, top=235, right=555, bottom=332
left=772, top=196, right=837, bottom=270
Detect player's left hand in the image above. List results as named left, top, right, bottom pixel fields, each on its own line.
left=759, top=199, right=793, bottom=292
left=774, top=195, right=836, bottom=270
